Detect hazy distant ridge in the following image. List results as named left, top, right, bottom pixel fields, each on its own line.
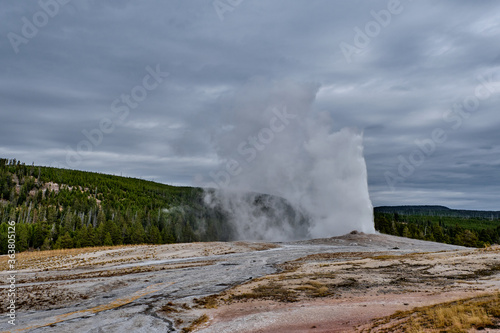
left=375, top=205, right=500, bottom=219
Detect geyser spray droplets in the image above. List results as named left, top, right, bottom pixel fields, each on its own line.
left=203, top=79, right=375, bottom=241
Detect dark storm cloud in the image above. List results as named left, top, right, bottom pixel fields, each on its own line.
left=1, top=0, right=499, bottom=209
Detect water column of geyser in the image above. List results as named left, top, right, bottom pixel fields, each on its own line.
left=204, top=79, right=375, bottom=241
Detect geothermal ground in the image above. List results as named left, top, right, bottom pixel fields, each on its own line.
left=1, top=233, right=500, bottom=332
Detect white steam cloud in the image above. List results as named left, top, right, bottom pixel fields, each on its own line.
left=201, top=78, right=375, bottom=241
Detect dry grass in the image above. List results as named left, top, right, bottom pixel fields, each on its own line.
left=371, top=254, right=402, bottom=261
left=294, top=280, right=335, bottom=298
left=224, top=273, right=347, bottom=303
left=194, top=295, right=219, bottom=309
left=425, top=305, right=491, bottom=330
left=161, top=301, right=212, bottom=332
left=14, top=261, right=214, bottom=284
left=0, top=245, right=138, bottom=271
left=230, top=280, right=299, bottom=303
left=232, top=241, right=280, bottom=251
left=161, top=302, right=180, bottom=314
left=362, top=293, right=500, bottom=332
left=181, top=314, right=209, bottom=333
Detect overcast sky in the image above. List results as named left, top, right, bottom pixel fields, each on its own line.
left=1, top=0, right=500, bottom=210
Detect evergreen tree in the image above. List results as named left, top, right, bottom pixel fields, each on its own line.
left=103, top=232, right=113, bottom=246
left=130, top=221, right=145, bottom=244
left=149, top=226, right=161, bottom=244
left=55, top=232, right=73, bottom=249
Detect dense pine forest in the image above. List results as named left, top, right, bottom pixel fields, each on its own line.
left=374, top=209, right=500, bottom=248
left=1, top=158, right=499, bottom=254
left=0, top=158, right=234, bottom=254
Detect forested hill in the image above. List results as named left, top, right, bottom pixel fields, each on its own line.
left=0, top=158, right=308, bottom=254
left=375, top=206, right=500, bottom=219
left=0, top=158, right=236, bottom=253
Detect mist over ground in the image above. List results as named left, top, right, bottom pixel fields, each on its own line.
left=198, top=80, right=375, bottom=241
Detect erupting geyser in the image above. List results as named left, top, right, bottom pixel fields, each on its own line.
left=203, top=79, right=375, bottom=241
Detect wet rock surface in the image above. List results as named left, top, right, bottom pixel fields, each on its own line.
left=0, top=234, right=467, bottom=332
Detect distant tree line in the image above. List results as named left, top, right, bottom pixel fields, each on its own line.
left=375, top=212, right=500, bottom=248
left=375, top=205, right=500, bottom=219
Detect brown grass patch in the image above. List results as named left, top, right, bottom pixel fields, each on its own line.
left=181, top=314, right=209, bottom=333
left=16, top=261, right=215, bottom=284
left=0, top=245, right=138, bottom=271
left=194, top=295, right=219, bottom=309
left=232, top=242, right=280, bottom=251
left=294, top=280, right=335, bottom=298
left=362, top=293, right=500, bottom=332
left=230, top=280, right=299, bottom=303
left=161, top=301, right=180, bottom=314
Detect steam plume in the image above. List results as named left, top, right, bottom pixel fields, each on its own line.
left=202, top=79, right=375, bottom=241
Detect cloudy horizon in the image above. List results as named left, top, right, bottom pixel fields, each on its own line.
left=1, top=0, right=500, bottom=211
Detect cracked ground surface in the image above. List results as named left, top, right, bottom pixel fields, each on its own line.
left=1, top=234, right=498, bottom=332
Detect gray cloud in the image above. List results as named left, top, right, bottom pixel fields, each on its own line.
left=1, top=0, right=500, bottom=210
